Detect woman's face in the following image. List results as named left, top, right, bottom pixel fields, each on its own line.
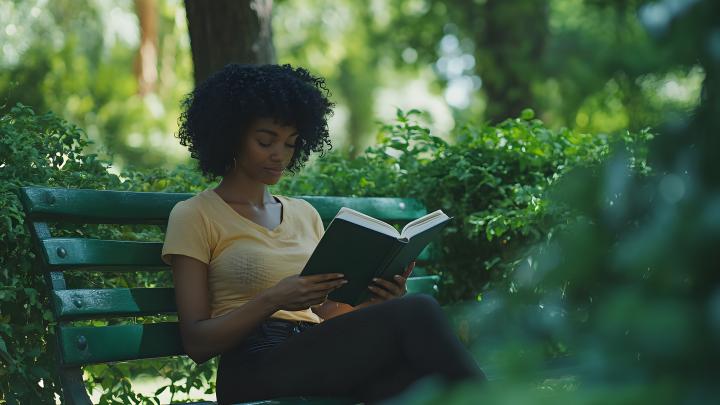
left=235, top=117, right=298, bottom=185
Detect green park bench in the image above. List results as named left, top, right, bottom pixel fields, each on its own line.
left=18, top=186, right=443, bottom=405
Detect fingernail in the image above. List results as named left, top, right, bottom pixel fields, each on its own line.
left=394, top=275, right=401, bottom=279
left=372, top=278, right=378, bottom=282
left=341, top=280, right=348, bottom=284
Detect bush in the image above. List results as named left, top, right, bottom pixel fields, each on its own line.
left=0, top=104, right=215, bottom=404
left=380, top=0, right=720, bottom=402
left=0, top=103, right=125, bottom=403
left=274, top=109, right=652, bottom=304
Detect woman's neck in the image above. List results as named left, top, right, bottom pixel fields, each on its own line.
left=214, top=171, right=273, bottom=207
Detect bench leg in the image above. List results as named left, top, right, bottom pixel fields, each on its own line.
left=59, top=366, right=92, bottom=405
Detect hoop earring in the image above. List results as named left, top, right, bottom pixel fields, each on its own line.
left=232, top=157, right=238, bottom=170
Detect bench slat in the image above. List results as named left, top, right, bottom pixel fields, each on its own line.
left=19, top=187, right=191, bottom=224
left=39, top=238, right=430, bottom=271
left=53, top=288, right=176, bottom=320
left=59, top=322, right=183, bottom=366
left=19, top=187, right=427, bottom=224
left=52, top=277, right=439, bottom=320
left=406, top=275, right=440, bottom=295
left=40, top=238, right=165, bottom=269
left=416, top=247, right=431, bottom=263
left=299, top=196, right=427, bottom=222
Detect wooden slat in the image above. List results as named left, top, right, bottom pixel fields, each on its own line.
left=19, top=187, right=428, bottom=224
left=301, top=196, right=426, bottom=222
left=409, top=266, right=428, bottom=276
left=52, top=276, right=435, bottom=320
left=416, top=246, right=431, bottom=263
left=19, top=187, right=192, bottom=224
left=52, top=288, right=176, bottom=320
left=52, top=279, right=436, bottom=321
left=40, top=238, right=164, bottom=270
left=406, top=275, right=440, bottom=296
left=39, top=237, right=429, bottom=272
left=58, top=322, right=184, bottom=366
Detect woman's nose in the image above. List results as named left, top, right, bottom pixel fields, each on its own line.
left=269, top=147, right=283, bottom=161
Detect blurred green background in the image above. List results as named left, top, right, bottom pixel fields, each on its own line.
left=2, top=0, right=719, bottom=404
left=0, top=0, right=703, bottom=170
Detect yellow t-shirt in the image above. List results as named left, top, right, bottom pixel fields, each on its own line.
left=161, top=188, right=324, bottom=323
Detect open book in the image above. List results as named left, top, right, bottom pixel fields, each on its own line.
left=300, top=207, right=451, bottom=306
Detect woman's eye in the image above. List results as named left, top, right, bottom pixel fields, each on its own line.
left=258, top=141, right=272, bottom=147
left=285, top=144, right=296, bottom=148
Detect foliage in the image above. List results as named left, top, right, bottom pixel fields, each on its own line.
left=0, top=0, right=194, bottom=170
left=276, top=0, right=703, bottom=146
left=0, top=103, right=113, bottom=404
left=376, top=0, right=703, bottom=131
left=382, top=0, right=720, bottom=402
left=274, top=108, right=653, bottom=303
left=0, top=103, right=215, bottom=404
left=3, top=0, right=699, bottom=170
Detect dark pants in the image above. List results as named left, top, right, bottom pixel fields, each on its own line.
left=215, top=294, right=485, bottom=404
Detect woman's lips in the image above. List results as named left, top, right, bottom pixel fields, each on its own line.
left=264, top=167, right=284, bottom=175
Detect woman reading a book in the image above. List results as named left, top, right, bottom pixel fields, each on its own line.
left=161, top=63, right=485, bottom=404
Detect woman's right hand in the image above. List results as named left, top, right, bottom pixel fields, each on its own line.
left=264, top=273, right=347, bottom=311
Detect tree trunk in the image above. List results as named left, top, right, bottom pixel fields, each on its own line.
left=336, top=7, right=377, bottom=157
left=134, top=0, right=158, bottom=96
left=474, top=0, right=549, bottom=123
left=184, top=0, right=275, bottom=84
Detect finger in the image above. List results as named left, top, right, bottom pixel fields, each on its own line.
left=393, top=278, right=407, bottom=296
left=402, top=261, right=415, bottom=278
left=304, top=273, right=345, bottom=282
left=392, top=278, right=408, bottom=296
left=368, top=284, right=395, bottom=300
left=373, top=278, right=403, bottom=296
left=392, top=274, right=408, bottom=290
left=310, top=278, right=348, bottom=292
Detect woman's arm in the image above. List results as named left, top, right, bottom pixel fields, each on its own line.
left=171, top=254, right=279, bottom=364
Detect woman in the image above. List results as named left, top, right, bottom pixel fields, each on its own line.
left=161, top=63, right=485, bottom=404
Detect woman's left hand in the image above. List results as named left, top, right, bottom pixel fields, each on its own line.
left=355, top=261, right=415, bottom=309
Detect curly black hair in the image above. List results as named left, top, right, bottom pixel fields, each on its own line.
left=177, top=64, right=334, bottom=178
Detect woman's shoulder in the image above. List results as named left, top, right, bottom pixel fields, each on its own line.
left=169, top=190, right=214, bottom=217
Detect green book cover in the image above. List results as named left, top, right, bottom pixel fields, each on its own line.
left=300, top=207, right=451, bottom=306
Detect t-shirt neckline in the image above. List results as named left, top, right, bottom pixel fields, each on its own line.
left=207, top=188, right=286, bottom=234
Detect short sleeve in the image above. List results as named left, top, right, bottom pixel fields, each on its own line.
left=311, top=206, right=325, bottom=241
left=161, top=201, right=211, bottom=265
left=299, top=199, right=325, bottom=242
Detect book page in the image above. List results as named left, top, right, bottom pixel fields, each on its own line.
left=400, top=210, right=449, bottom=239
left=336, top=207, right=400, bottom=238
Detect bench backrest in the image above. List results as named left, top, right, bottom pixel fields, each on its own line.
left=19, top=186, right=439, bottom=368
